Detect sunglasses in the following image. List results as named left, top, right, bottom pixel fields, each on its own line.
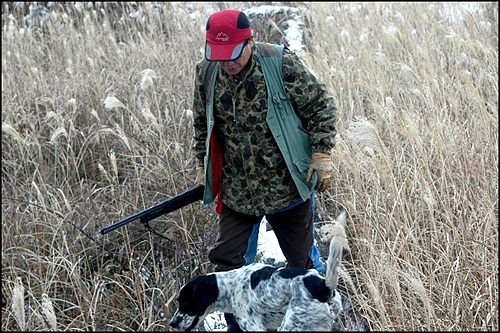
left=219, top=39, right=250, bottom=63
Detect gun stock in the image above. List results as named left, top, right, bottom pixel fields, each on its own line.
left=100, top=185, right=204, bottom=235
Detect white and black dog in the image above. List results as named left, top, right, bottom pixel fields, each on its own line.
left=169, top=212, right=347, bottom=331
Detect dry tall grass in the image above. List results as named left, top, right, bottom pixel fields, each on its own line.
left=2, top=2, right=498, bottom=331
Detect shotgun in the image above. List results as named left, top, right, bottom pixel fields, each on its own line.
left=100, top=185, right=205, bottom=235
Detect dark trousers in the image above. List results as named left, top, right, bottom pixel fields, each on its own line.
left=208, top=199, right=314, bottom=272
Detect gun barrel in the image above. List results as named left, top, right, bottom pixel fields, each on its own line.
left=100, top=185, right=204, bottom=235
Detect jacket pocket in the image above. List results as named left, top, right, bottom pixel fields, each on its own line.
left=294, top=154, right=311, bottom=173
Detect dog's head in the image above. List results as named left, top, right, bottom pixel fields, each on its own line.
left=169, top=274, right=219, bottom=331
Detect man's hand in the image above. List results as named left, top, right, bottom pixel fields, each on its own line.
left=306, top=152, right=333, bottom=192
left=196, top=166, right=205, bottom=186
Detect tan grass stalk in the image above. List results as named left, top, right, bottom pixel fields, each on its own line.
left=12, top=277, right=26, bottom=331
left=1, top=2, right=497, bottom=331
left=140, top=69, right=157, bottom=91
left=113, top=124, right=131, bottom=151
left=50, top=127, right=68, bottom=144
left=345, top=117, right=385, bottom=156
left=98, top=163, right=113, bottom=184
left=2, top=122, right=26, bottom=147
left=41, top=293, right=57, bottom=331
left=109, top=149, right=119, bottom=181
left=103, top=96, right=128, bottom=110
left=320, top=221, right=349, bottom=250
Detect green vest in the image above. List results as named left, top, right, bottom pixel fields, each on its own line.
left=200, top=42, right=316, bottom=205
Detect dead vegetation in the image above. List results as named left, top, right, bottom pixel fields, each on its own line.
left=2, top=2, right=498, bottom=331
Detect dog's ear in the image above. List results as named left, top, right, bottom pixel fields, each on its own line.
left=192, top=275, right=219, bottom=302
left=179, top=274, right=219, bottom=316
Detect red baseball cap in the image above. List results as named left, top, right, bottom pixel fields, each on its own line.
left=205, top=10, right=252, bottom=61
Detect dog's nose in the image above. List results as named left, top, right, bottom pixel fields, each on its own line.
left=169, top=316, right=179, bottom=329
left=169, top=309, right=179, bottom=328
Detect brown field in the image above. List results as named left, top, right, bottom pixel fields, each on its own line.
left=2, top=2, right=498, bottom=331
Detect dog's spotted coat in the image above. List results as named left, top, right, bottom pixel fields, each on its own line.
left=169, top=212, right=346, bottom=331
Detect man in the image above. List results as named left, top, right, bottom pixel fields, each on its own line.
left=244, top=193, right=324, bottom=274
left=192, top=9, right=336, bottom=330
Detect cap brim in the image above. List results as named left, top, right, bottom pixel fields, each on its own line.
left=205, top=40, right=246, bottom=61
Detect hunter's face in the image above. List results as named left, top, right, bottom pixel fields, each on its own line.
left=218, top=39, right=254, bottom=76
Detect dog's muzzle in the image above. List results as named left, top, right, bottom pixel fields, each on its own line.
left=169, top=312, right=200, bottom=331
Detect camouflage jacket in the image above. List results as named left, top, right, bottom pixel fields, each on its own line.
left=192, top=43, right=336, bottom=216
